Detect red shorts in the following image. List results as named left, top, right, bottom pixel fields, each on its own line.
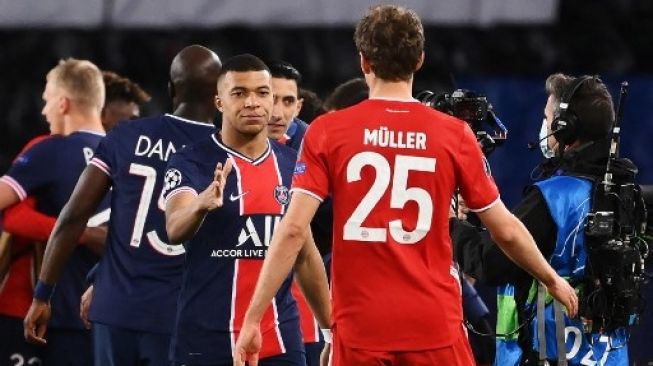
left=331, top=325, right=475, bottom=366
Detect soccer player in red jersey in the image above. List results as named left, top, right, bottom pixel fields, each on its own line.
left=235, top=5, right=578, bottom=366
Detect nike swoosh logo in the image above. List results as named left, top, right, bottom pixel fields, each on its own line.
left=229, top=191, right=249, bottom=201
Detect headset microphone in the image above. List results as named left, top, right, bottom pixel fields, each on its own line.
left=527, top=127, right=564, bottom=150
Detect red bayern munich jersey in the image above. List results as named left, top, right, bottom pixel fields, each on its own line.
left=292, top=98, right=499, bottom=351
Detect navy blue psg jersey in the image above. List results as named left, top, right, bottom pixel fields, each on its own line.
left=0, top=130, right=109, bottom=330
left=163, top=135, right=302, bottom=364
left=88, top=114, right=215, bottom=334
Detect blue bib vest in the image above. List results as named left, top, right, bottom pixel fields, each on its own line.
left=495, top=175, right=629, bottom=366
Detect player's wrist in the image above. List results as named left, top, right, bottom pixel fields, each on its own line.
left=243, top=310, right=264, bottom=325
left=192, top=195, right=212, bottom=214
left=320, top=328, right=332, bottom=344
left=34, top=280, right=55, bottom=302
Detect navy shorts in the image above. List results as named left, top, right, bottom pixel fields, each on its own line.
left=174, top=350, right=306, bottom=366
left=43, top=328, right=93, bottom=366
left=93, top=322, right=171, bottom=366
left=0, top=315, right=43, bottom=365
left=305, top=341, right=324, bottom=366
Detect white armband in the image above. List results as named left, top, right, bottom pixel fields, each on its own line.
left=320, top=328, right=332, bottom=343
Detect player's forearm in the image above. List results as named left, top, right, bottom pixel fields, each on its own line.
left=294, top=234, right=332, bottom=329
left=3, top=201, right=56, bottom=242
left=165, top=197, right=208, bottom=244
left=40, top=205, right=90, bottom=284
left=80, top=226, right=108, bottom=255
left=39, top=166, right=109, bottom=285
left=491, top=216, right=557, bottom=287
left=244, top=220, right=306, bottom=324
left=0, top=232, right=12, bottom=281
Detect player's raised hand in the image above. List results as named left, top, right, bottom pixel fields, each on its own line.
left=213, top=157, right=233, bottom=206
left=233, top=322, right=262, bottom=366
left=24, top=299, right=51, bottom=344
left=197, top=157, right=233, bottom=211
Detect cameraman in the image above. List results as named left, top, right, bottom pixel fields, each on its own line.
left=455, top=74, right=633, bottom=365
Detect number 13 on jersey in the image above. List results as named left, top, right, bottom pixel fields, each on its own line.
left=344, top=152, right=436, bottom=245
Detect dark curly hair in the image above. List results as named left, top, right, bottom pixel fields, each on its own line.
left=103, top=71, right=151, bottom=106
left=354, top=5, right=424, bottom=82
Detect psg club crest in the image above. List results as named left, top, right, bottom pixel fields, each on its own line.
left=163, top=168, right=182, bottom=194
left=274, top=185, right=290, bottom=205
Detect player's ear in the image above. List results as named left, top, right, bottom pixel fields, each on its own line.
left=215, top=95, right=223, bottom=113
left=360, top=52, right=372, bottom=75
left=59, top=95, right=70, bottom=114
left=168, top=80, right=175, bottom=100
left=415, top=52, right=425, bottom=72
left=294, top=98, right=303, bottom=118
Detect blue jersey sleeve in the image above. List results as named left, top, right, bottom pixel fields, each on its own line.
left=90, top=127, right=120, bottom=177
left=1, top=137, right=61, bottom=200
left=162, top=148, right=202, bottom=203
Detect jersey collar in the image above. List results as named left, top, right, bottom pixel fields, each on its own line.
left=211, top=134, right=271, bottom=166
left=368, top=97, right=420, bottom=103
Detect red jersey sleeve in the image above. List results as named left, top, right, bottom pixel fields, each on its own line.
left=3, top=197, right=56, bottom=242
left=290, top=119, right=330, bottom=202
left=455, top=124, right=500, bottom=212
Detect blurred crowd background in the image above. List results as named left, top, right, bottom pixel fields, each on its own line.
left=2, top=1, right=653, bottom=206
left=1, top=0, right=652, bottom=360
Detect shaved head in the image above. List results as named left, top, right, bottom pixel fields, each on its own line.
left=169, top=45, right=222, bottom=107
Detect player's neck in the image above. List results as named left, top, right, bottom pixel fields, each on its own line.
left=219, top=130, right=269, bottom=160
left=173, top=103, right=215, bottom=125
left=367, top=77, right=414, bottom=101
left=63, top=111, right=104, bottom=136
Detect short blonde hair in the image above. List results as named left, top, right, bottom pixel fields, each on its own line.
left=47, top=58, right=105, bottom=111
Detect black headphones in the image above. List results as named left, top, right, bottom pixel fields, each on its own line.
left=551, top=75, right=594, bottom=144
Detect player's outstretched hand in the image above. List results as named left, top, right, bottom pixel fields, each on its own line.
left=545, top=274, right=578, bottom=318
left=197, top=158, right=233, bottom=212
left=233, top=322, right=262, bottom=366
left=23, top=299, right=51, bottom=345
left=80, top=285, right=94, bottom=329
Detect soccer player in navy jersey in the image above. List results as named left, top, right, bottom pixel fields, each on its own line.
left=164, top=54, right=327, bottom=366
left=267, top=60, right=323, bottom=366
left=235, top=5, right=578, bottom=366
left=267, top=61, right=308, bottom=151
left=23, top=45, right=221, bottom=366
left=0, top=58, right=108, bottom=366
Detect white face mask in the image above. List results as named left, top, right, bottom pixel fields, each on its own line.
left=539, top=118, right=555, bottom=159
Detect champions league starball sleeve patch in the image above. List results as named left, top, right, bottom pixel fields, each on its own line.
left=162, top=168, right=183, bottom=195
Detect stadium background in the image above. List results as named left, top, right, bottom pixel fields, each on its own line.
left=1, top=0, right=652, bottom=360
